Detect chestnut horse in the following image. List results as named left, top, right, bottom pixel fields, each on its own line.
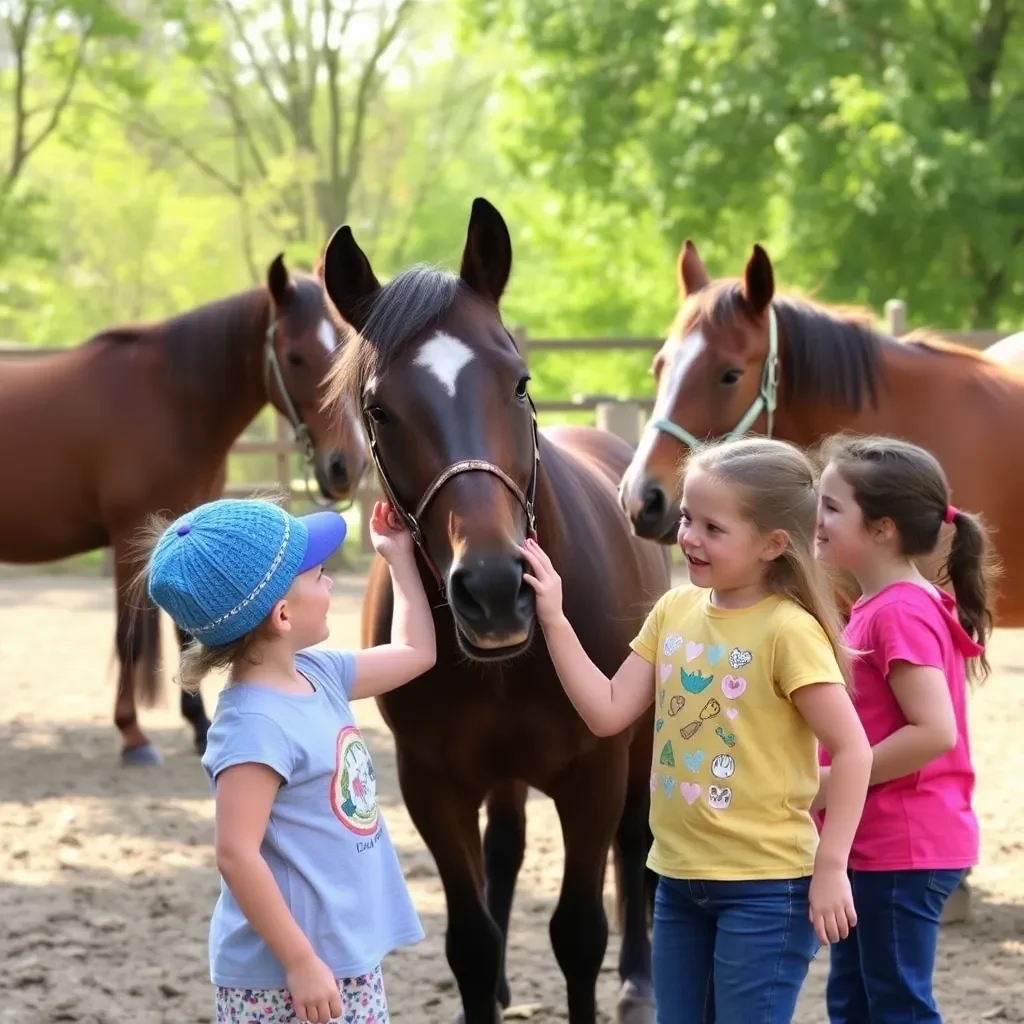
left=620, top=239, right=1024, bottom=625
left=0, top=255, right=367, bottom=765
left=320, top=198, right=670, bottom=1024
left=618, top=241, right=1024, bottom=924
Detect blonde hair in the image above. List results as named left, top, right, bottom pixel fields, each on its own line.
left=684, top=436, right=854, bottom=687
left=128, top=491, right=288, bottom=694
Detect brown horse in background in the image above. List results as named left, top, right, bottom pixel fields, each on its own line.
left=320, top=198, right=670, bottom=1024
left=0, top=255, right=368, bottom=765
left=618, top=240, right=1024, bottom=925
left=619, top=239, right=1024, bottom=625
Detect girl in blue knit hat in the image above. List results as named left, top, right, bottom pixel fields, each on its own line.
left=143, top=496, right=435, bottom=1024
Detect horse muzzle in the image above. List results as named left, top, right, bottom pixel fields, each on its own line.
left=619, top=473, right=681, bottom=543
left=447, top=551, right=536, bottom=659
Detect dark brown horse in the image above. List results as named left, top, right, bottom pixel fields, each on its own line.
left=0, top=255, right=368, bottom=765
left=619, top=239, right=1024, bottom=626
left=320, top=198, right=670, bottom=1024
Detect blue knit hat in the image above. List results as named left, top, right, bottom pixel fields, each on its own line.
left=147, top=499, right=347, bottom=646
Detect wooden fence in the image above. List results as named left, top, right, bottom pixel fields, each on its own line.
left=0, top=298, right=1012, bottom=566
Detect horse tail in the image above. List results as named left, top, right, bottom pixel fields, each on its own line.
left=115, top=569, right=164, bottom=710
left=134, top=593, right=164, bottom=707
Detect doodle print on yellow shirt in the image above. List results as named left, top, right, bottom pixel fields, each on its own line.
left=634, top=587, right=843, bottom=882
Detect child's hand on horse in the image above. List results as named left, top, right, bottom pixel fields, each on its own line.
left=520, top=537, right=566, bottom=626
left=369, top=500, right=414, bottom=563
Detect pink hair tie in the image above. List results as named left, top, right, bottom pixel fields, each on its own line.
left=944, top=504, right=959, bottom=524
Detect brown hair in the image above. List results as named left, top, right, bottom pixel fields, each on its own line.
left=127, top=494, right=286, bottom=693
left=819, top=434, right=999, bottom=683
left=685, top=436, right=854, bottom=686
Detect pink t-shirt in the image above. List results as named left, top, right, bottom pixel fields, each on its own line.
left=817, top=581, right=981, bottom=871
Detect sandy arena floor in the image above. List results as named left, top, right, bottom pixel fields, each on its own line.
left=1, top=573, right=1022, bottom=1023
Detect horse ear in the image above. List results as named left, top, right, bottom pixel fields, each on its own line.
left=677, top=240, right=710, bottom=295
left=267, top=253, right=294, bottom=307
left=459, top=196, right=512, bottom=305
left=320, top=224, right=381, bottom=333
left=742, top=243, right=775, bottom=314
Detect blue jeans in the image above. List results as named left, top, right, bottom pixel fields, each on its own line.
left=826, top=868, right=966, bottom=1023
left=651, top=875, right=820, bottom=1024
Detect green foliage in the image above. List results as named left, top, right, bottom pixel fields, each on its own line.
left=459, top=0, right=1024, bottom=329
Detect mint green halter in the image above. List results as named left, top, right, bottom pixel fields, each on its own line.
left=645, top=306, right=780, bottom=448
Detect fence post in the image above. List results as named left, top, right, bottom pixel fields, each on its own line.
left=595, top=401, right=642, bottom=447
left=275, top=414, right=292, bottom=511
left=885, top=299, right=907, bottom=337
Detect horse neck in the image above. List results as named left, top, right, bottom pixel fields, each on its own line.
left=165, top=289, right=272, bottom=458
left=531, top=437, right=571, bottom=557
left=771, top=334, right=924, bottom=446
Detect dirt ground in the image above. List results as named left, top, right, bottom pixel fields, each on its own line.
left=1, top=572, right=1022, bottom=1024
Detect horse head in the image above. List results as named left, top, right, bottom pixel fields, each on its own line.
left=620, top=240, right=779, bottom=540
left=264, top=253, right=368, bottom=502
left=320, top=198, right=539, bottom=659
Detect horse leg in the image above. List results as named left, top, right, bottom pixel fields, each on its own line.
left=112, top=541, right=163, bottom=767
left=176, top=626, right=211, bottom=755
left=611, top=775, right=656, bottom=1023
left=942, top=870, right=974, bottom=925
left=398, top=752, right=502, bottom=1024
left=482, top=779, right=528, bottom=1010
left=549, top=744, right=631, bottom=1024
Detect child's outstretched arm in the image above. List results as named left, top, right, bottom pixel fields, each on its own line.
left=349, top=503, right=437, bottom=700
left=520, top=538, right=654, bottom=736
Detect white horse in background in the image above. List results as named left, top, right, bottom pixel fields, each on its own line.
left=983, top=331, right=1024, bottom=370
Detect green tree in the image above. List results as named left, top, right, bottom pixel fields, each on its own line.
left=460, top=0, right=1024, bottom=329
left=0, top=0, right=153, bottom=260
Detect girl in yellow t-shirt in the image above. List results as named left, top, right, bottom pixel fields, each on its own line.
left=520, top=436, right=871, bottom=1024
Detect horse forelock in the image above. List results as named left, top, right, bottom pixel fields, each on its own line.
left=326, top=265, right=463, bottom=412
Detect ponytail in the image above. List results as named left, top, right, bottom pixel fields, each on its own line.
left=941, top=508, right=999, bottom=683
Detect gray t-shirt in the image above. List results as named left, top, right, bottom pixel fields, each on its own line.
left=200, top=647, right=424, bottom=988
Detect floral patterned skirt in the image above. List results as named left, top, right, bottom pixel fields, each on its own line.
left=215, top=964, right=388, bottom=1023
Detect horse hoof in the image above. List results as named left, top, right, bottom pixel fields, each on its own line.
left=451, top=1006, right=503, bottom=1024
left=941, top=880, right=973, bottom=926
left=616, top=978, right=655, bottom=1024
left=121, top=743, right=163, bottom=767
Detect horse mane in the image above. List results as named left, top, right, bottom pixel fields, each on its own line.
left=688, top=280, right=886, bottom=411
left=96, top=273, right=325, bottom=392
left=691, top=279, right=994, bottom=413
left=326, top=264, right=463, bottom=408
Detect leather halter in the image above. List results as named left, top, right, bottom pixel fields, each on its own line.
left=263, top=318, right=359, bottom=510
left=364, top=393, right=541, bottom=595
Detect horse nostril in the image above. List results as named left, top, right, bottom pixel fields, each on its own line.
left=329, top=454, right=349, bottom=487
left=449, top=566, right=488, bottom=625
left=640, top=483, right=666, bottom=523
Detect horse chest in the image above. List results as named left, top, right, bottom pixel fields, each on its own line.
left=378, top=668, right=597, bottom=784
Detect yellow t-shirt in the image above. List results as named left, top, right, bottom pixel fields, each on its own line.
left=630, top=584, right=845, bottom=881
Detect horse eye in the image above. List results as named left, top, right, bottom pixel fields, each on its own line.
left=514, top=375, right=530, bottom=400
left=287, top=351, right=304, bottom=368
left=367, top=405, right=390, bottom=425
left=720, top=369, right=742, bottom=386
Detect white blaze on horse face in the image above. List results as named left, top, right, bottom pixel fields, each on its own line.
left=631, top=329, right=704, bottom=468
left=414, top=331, right=475, bottom=398
left=653, top=329, right=703, bottom=423
left=318, top=318, right=338, bottom=354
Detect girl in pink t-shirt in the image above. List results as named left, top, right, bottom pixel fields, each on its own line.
left=812, top=434, right=997, bottom=1024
